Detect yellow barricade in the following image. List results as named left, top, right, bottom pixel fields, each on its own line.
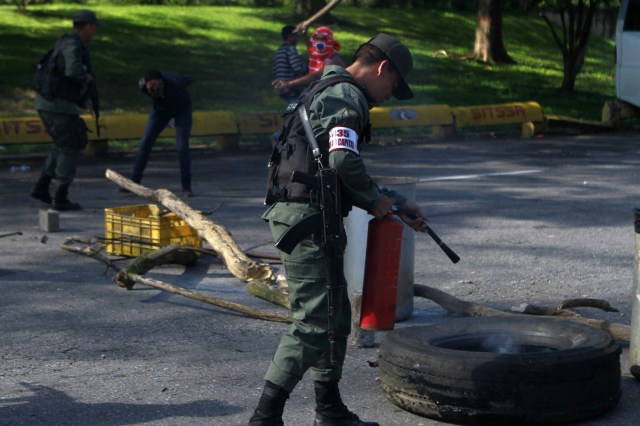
left=370, top=104, right=453, bottom=128
left=234, top=111, right=284, bottom=135
left=451, top=102, right=543, bottom=128
left=0, top=102, right=544, bottom=147
left=0, top=116, right=50, bottom=145
left=0, top=111, right=238, bottom=145
left=96, top=111, right=238, bottom=141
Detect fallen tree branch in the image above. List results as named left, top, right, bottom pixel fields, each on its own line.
left=63, top=218, right=631, bottom=342
left=414, top=284, right=631, bottom=342
left=105, top=169, right=275, bottom=285
left=245, top=274, right=290, bottom=310
left=62, top=238, right=290, bottom=324
left=116, top=271, right=291, bottom=324
left=124, top=243, right=197, bottom=273
left=63, top=236, right=631, bottom=337
left=557, top=298, right=619, bottom=312
left=61, top=237, right=122, bottom=273
left=511, top=302, right=577, bottom=317
left=115, top=243, right=198, bottom=289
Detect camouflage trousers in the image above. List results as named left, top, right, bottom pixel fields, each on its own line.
left=38, top=110, right=88, bottom=185
left=261, top=202, right=351, bottom=392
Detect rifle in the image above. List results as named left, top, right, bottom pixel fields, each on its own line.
left=78, top=40, right=101, bottom=138
left=275, top=169, right=344, bottom=365
left=273, top=106, right=345, bottom=365
left=88, top=79, right=101, bottom=138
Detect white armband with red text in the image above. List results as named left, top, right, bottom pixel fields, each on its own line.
left=328, top=126, right=359, bottom=155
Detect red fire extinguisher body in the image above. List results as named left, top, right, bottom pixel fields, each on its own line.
left=360, top=213, right=404, bottom=330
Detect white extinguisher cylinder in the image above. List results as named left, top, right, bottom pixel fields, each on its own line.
left=359, top=213, right=404, bottom=330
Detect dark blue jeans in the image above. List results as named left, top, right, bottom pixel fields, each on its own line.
left=132, top=106, right=192, bottom=190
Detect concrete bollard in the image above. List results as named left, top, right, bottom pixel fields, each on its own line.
left=630, top=208, right=640, bottom=379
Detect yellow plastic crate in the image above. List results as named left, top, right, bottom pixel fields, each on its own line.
left=104, top=204, right=202, bottom=257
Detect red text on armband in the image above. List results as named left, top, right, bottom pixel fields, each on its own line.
left=329, top=126, right=359, bottom=155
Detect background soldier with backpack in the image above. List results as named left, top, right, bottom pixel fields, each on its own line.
left=31, top=9, right=99, bottom=211
left=250, top=34, right=427, bottom=426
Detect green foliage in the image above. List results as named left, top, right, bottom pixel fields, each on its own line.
left=0, top=4, right=616, bottom=120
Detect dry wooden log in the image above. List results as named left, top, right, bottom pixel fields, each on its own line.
left=117, top=271, right=291, bottom=324
left=62, top=238, right=291, bottom=323
left=105, top=169, right=275, bottom=285
left=62, top=221, right=631, bottom=342
left=63, top=235, right=632, bottom=339
left=61, top=237, right=121, bottom=273
left=115, top=243, right=198, bottom=289
left=125, top=243, right=197, bottom=273
left=557, top=298, right=619, bottom=312
left=510, top=299, right=619, bottom=317
left=414, top=284, right=631, bottom=342
left=245, top=272, right=290, bottom=309
left=511, top=303, right=577, bottom=317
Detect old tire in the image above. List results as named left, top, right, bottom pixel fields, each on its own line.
left=379, top=317, right=621, bottom=425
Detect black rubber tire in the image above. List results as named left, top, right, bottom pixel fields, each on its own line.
left=379, top=317, right=621, bottom=425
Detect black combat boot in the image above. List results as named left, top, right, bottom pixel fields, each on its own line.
left=248, top=381, right=290, bottom=426
left=53, top=184, right=81, bottom=211
left=314, top=381, right=379, bottom=426
left=30, top=173, right=52, bottom=204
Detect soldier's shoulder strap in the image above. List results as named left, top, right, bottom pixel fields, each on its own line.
left=303, top=74, right=360, bottom=110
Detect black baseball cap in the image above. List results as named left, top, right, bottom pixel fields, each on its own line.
left=366, top=33, right=414, bottom=100
left=73, top=10, right=100, bottom=26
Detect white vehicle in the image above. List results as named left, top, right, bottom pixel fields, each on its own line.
left=616, top=0, right=640, bottom=108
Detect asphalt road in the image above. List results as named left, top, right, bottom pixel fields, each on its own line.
left=2, top=129, right=640, bottom=426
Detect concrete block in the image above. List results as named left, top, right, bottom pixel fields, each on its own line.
left=39, top=209, right=59, bottom=232
left=84, top=139, right=109, bottom=158
left=432, top=125, right=453, bottom=139
left=215, top=134, right=240, bottom=151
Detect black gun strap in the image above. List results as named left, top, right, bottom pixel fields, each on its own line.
left=302, top=74, right=359, bottom=111
left=299, top=74, right=362, bottom=166
left=298, top=107, right=321, bottom=161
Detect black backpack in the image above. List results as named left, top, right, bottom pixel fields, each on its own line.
left=33, top=37, right=64, bottom=101
left=33, top=34, right=85, bottom=103
left=265, top=74, right=369, bottom=206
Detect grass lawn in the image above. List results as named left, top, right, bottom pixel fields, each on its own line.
left=0, top=4, right=616, bottom=121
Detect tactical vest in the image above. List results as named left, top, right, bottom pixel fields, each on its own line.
left=33, top=33, right=89, bottom=104
left=265, top=74, right=371, bottom=207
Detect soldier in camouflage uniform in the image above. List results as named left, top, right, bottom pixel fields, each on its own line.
left=249, top=34, right=427, bottom=426
left=31, top=10, right=99, bottom=211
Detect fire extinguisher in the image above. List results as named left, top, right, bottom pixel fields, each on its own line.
left=359, top=212, right=404, bottom=330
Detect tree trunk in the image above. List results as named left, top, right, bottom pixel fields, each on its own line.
left=561, top=51, right=582, bottom=92
left=541, top=0, right=597, bottom=92
left=474, top=0, right=516, bottom=64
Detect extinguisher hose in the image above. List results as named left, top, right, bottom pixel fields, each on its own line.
left=392, top=204, right=460, bottom=264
